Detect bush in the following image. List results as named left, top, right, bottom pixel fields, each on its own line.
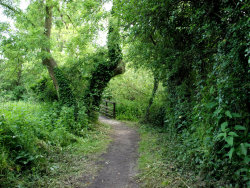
left=12, top=86, right=26, bottom=100
left=147, top=105, right=166, bottom=127
left=30, top=77, right=58, bottom=102
left=115, top=99, right=146, bottom=121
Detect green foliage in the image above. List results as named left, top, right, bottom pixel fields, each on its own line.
left=135, top=122, right=201, bottom=187
left=0, top=101, right=89, bottom=186
left=84, top=14, right=123, bottom=119
left=0, top=86, right=27, bottom=101
left=105, top=68, right=165, bottom=122
left=30, top=76, right=58, bottom=102
left=54, top=67, right=76, bottom=107
left=115, top=99, right=145, bottom=121
left=61, top=57, right=91, bottom=99
left=0, top=0, right=249, bottom=186
left=107, top=16, right=122, bottom=66
left=11, top=86, right=26, bottom=100
left=146, top=105, right=166, bottom=127
left=114, top=0, right=250, bottom=185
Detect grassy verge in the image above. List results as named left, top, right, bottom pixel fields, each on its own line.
left=125, top=122, right=200, bottom=188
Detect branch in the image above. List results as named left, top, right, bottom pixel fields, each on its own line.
left=56, top=6, right=68, bottom=29
left=56, top=6, right=76, bottom=29
left=0, top=1, right=21, bottom=14
left=0, top=1, right=36, bottom=27
left=66, top=14, right=76, bottom=29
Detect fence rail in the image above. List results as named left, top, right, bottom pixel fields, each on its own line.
left=100, top=99, right=116, bottom=118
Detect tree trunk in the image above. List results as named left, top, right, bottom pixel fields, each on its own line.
left=42, top=57, right=59, bottom=97
left=144, top=75, right=159, bottom=122
left=42, top=3, right=59, bottom=97
left=41, top=2, right=76, bottom=108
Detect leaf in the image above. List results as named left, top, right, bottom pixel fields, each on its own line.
left=231, top=113, right=241, bottom=118
left=243, top=156, right=250, bottom=164
left=235, top=168, right=248, bottom=176
left=245, top=143, right=250, bottom=148
left=213, top=108, right=222, bottom=116
left=228, top=132, right=239, bottom=137
left=240, top=143, right=247, bottom=156
left=225, top=136, right=233, bottom=146
left=209, top=86, right=215, bottom=94
left=234, top=125, right=246, bottom=131
left=152, top=5, right=159, bottom=11
left=162, top=180, right=169, bottom=186
left=206, top=102, right=217, bottom=109
left=225, top=111, right=232, bottom=118
left=227, top=147, right=234, bottom=160
left=216, top=132, right=226, bottom=139
left=221, top=122, right=228, bottom=132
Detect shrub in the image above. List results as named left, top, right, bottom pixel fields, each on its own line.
left=30, top=77, right=58, bottom=102
left=146, top=105, right=166, bottom=127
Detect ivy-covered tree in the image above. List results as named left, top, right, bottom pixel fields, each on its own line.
left=84, top=10, right=125, bottom=120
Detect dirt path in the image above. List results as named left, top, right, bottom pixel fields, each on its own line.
left=88, top=116, right=139, bottom=188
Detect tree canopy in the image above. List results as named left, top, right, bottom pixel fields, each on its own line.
left=0, top=0, right=249, bottom=186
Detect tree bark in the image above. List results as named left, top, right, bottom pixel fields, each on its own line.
left=42, top=2, right=59, bottom=96
left=41, top=1, right=76, bottom=107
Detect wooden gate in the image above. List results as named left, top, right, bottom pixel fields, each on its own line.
left=100, top=99, right=116, bottom=118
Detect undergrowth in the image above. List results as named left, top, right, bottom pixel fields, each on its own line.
left=0, top=101, right=110, bottom=187
left=133, top=123, right=227, bottom=188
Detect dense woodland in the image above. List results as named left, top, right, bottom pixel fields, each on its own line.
left=0, top=0, right=249, bottom=187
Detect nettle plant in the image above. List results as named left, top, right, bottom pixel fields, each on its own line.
left=216, top=110, right=249, bottom=181
left=217, top=116, right=246, bottom=158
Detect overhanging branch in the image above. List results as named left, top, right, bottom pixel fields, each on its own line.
left=0, top=1, right=36, bottom=27
left=0, top=1, right=20, bottom=13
